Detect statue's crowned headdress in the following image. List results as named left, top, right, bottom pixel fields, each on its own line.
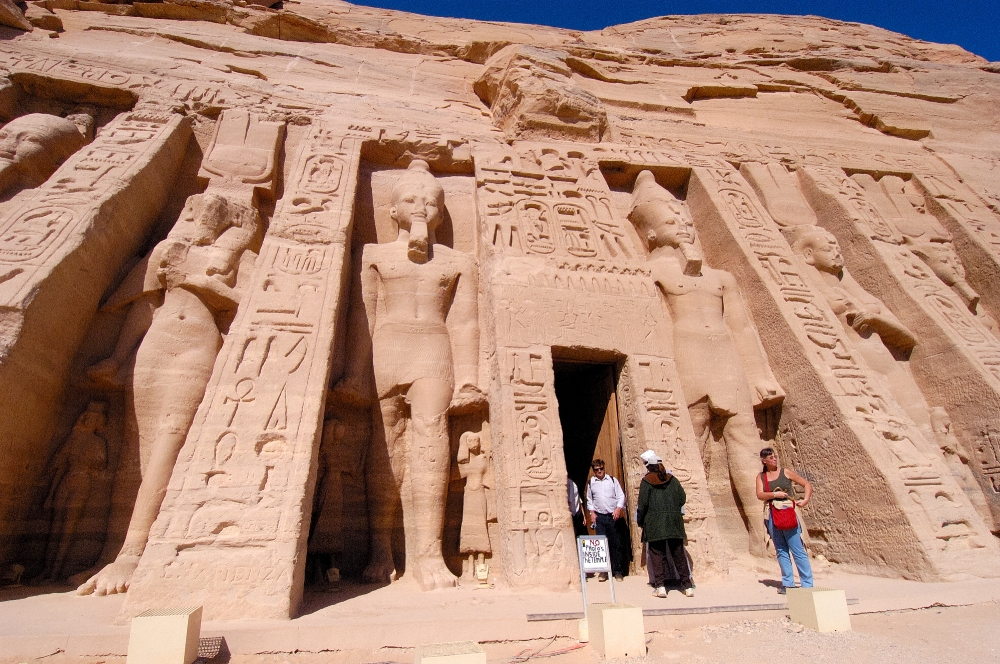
left=391, top=159, right=445, bottom=211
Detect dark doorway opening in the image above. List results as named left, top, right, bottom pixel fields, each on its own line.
left=552, top=360, right=632, bottom=575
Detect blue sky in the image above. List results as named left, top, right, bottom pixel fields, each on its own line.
left=357, top=0, right=1000, bottom=62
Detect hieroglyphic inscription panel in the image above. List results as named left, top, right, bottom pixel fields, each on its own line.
left=490, top=346, right=576, bottom=589
left=123, top=125, right=363, bottom=621
left=475, top=145, right=637, bottom=264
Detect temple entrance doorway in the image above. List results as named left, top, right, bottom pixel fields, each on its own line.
left=552, top=359, right=633, bottom=574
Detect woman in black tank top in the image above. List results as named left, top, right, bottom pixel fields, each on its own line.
left=755, top=447, right=814, bottom=594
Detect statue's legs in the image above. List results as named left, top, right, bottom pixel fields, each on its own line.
left=405, top=377, right=456, bottom=589
left=363, top=395, right=405, bottom=583
left=689, top=398, right=769, bottom=558
left=78, top=292, right=220, bottom=595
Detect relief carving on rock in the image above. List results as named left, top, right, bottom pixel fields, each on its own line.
left=77, top=109, right=275, bottom=596
left=357, top=160, right=486, bottom=590
left=629, top=170, right=784, bottom=557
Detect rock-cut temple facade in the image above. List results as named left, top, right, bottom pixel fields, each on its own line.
left=1, top=0, right=1000, bottom=621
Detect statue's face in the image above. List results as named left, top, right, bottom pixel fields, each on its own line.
left=804, top=231, right=844, bottom=273
left=75, top=411, right=104, bottom=433
left=643, top=199, right=696, bottom=249
left=0, top=120, right=47, bottom=167
left=917, top=244, right=965, bottom=285
left=390, top=179, right=443, bottom=262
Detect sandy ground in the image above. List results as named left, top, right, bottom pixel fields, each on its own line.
left=1, top=600, right=998, bottom=664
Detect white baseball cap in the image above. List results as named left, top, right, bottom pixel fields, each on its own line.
left=640, top=450, right=662, bottom=465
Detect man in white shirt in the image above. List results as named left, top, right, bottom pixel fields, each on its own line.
left=586, top=458, right=626, bottom=581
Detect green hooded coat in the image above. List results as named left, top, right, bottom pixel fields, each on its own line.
left=636, top=470, right=686, bottom=542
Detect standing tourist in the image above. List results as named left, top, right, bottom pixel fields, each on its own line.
left=756, top=447, right=814, bottom=594
left=636, top=450, right=694, bottom=598
left=586, top=459, right=626, bottom=581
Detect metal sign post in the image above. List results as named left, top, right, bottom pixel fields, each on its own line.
left=576, top=534, right=615, bottom=618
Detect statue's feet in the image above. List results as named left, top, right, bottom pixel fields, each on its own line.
left=361, top=556, right=396, bottom=585
left=76, top=556, right=138, bottom=596
left=86, top=359, right=123, bottom=389
left=413, top=556, right=458, bottom=591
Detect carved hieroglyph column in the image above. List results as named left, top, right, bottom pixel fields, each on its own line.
left=123, top=124, right=362, bottom=621
left=490, top=346, right=577, bottom=589
left=687, top=165, right=1000, bottom=579
left=0, top=112, right=190, bottom=563
left=801, top=166, right=1000, bottom=529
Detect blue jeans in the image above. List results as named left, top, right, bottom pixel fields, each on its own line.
left=768, top=520, right=813, bottom=588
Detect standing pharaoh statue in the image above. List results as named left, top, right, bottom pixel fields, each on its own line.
left=358, top=160, right=484, bottom=589
left=77, top=193, right=260, bottom=595
left=42, top=402, right=109, bottom=580
left=629, top=170, right=784, bottom=556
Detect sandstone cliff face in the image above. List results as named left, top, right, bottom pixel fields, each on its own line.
left=1, top=0, right=1000, bottom=620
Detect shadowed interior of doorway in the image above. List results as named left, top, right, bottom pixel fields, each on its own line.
left=552, top=359, right=633, bottom=575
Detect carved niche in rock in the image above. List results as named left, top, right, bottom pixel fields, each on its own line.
left=358, top=160, right=486, bottom=590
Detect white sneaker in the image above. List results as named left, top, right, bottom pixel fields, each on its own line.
left=653, top=586, right=667, bottom=598
left=683, top=587, right=694, bottom=597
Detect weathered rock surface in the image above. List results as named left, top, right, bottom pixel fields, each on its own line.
left=0, top=0, right=999, bottom=623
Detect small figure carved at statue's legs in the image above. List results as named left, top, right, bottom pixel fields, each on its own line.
left=42, top=402, right=108, bottom=581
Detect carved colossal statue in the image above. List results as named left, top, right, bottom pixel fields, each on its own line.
left=77, top=192, right=259, bottom=595
left=357, top=160, right=484, bottom=590
left=42, top=401, right=108, bottom=580
left=629, top=170, right=784, bottom=556
left=788, top=225, right=940, bottom=435
left=0, top=113, right=86, bottom=197
left=457, top=430, right=491, bottom=575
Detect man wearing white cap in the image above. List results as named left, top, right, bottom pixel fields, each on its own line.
left=637, top=449, right=694, bottom=598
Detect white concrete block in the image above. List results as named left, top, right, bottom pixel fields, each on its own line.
left=589, top=603, right=645, bottom=658
left=415, top=641, right=487, bottom=664
left=126, top=606, right=202, bottom=664
left=787, top=588, right=851, bottom=632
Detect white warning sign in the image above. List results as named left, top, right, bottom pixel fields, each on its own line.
left=577, top=535, right=611, bottom=574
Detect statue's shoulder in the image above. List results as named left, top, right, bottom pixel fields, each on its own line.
left=434, top=245, right=477, bottom=269
left=646, top=255, right=680, bottom=279
left=362, top=241, right=396, bottom=263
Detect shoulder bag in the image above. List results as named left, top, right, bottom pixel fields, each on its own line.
left=762, top=472, right=798, bottom=530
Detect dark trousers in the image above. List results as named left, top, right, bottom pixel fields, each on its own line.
left=572, top=510, right=588, bottom=538
left=648, top=538, right=692, bottom=589
left=594, top=512, right=625, bottom=576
